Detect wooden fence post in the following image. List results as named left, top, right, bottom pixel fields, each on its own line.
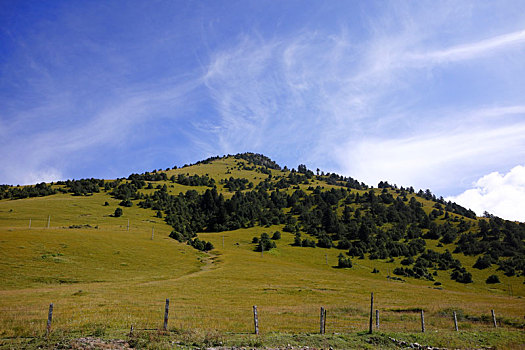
left=368, top=292, right=374, bottom=334
left=420, top=310, right=425, bottom=333
left=163, top=299, right=169, bottom=331
left=29, top=218, right=31, bottom=228
left=47, top=215, right=50, bottom=228
left=151, top=227, right=155, bottom=240
left=46, top=303, right=53, bottom=336
left=323, top=308, right=327, bottom=333
left=127, top=219, right=129, bottom=231
left=320, top=307, right=325, bottom=334
left=253, top=306, right=259, bottom=335
left=376, top=309, right=379, bottom=330
left=491, top=309, right=497, bottom=328
left=453, top=311, right=458, bottom=331
left=129, top=324, right=134, bottom=337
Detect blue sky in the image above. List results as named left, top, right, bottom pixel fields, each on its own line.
left=1, top=1, right=525, bottom=220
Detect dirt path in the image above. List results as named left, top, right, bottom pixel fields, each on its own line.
left=137, top=251, right=221, bottom=287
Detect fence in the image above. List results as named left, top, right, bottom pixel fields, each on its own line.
left=0, top=292, right=514, bottom=339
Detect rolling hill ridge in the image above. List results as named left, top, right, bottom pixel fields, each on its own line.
left=0, top=153, right=524, bottom=348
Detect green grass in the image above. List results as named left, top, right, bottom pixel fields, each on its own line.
left=0, top=157, right=524, bottom=348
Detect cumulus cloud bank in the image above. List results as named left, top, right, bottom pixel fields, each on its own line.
left=448, top=165, right=525, bottom=222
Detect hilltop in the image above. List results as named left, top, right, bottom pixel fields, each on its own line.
left=0, top=153, right=524, bottom=349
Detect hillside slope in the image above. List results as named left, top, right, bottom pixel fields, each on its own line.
left=0, top=153, right=523, bottom=348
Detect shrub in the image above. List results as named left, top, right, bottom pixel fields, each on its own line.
left=486, top=274, right=500, bottom=284
left=114, top=208, right=123, bottom=217
left=473, top=255, right=492, bottom=269
left=119, top=199, right=133, bottom=207
left=337, top=253, right=352, bottom=268
left=451, top=268, right=473, bottom=283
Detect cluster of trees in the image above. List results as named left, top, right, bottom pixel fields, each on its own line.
left=168, top=230, right=214, bottom=251
left=139, top=186, right=289, bottom=235
left=233, top=153, right=282, bottom=170
left=252, top=232, right=280, bottom=252
left=453, top=216, right=525, bottom=276
left=58, top=178, right=107, bottom=196
left=112, top=182, right=142, bottom=200
left=292, top=232, right=316, bottom=247
left=171, top=174, right=215, bottom=187
left=255, top=173, right=310, bottom=191
left=392, top=249, right=473, bottom=283
left=337, top=253, right=353, bottom=268
left=415, top=188, right=476, bottom=219
left=221, top=177, right=252, bottom=191
left=0, top=183, right=56, bottom=199
left=128, top=172, right=167, bottom=182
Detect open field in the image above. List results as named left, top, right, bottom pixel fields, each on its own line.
left=1, top=157, right=524, bottom=348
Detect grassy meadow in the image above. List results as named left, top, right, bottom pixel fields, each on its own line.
left=0, top=157, right=524, bottom=348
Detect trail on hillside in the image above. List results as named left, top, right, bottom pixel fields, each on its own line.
left=137, top=250, right=222, bottom=286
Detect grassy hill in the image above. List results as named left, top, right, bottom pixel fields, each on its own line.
left=0, top=153, right=524, bottom=349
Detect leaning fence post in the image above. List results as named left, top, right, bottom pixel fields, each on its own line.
left=253, top=305, right=259, bottom=335
left=491, top=309, right=497, bottom=328
left=46, top=303, right=53, bottom=336
left=376, top=309, right=379, bottom=330
left=420, top=310, right=425, bottom=333
left=368, top=292, right=374, bottom=334
left=453, top=311, right=458, bottom=331
left=320, top=307, right=325, bottom=334
left=163, top=299, right=169, bottom=331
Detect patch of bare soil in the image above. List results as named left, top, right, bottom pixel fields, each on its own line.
left=69, top=337, right=132, bottom=349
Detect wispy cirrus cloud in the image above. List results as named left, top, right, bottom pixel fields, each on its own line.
left=202, top=23, right=525, bottom=165
left=407, top=29, right=525, bottom=64
left=336, top=111, right=525, bottom=192
left=0, top=78, right=201, bottom=184
left=200, top=1, right=525, bottom=212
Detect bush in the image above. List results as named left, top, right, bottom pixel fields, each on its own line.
left=271, top=231, right=281, bottom=240
left=114, top=208, right=123, bottom=217
left=473, top=255, right=492, bottom=269
left=119, top=199, right=133, bottom=207
left=486, top=274, right=500, bottom=284
left=337, top=253, right=352, bottom=268
left=451, top=268, right=473, bottom=283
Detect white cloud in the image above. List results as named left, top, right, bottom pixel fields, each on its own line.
left=447, top=165, right=525, bottom=222
left=336, top=112, right=525, bottom=191
left=22, top=168, right=64, bottom=186
left=0, top=79, right=200, bottom=185
left=408, top=29, right=525, bottom=64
